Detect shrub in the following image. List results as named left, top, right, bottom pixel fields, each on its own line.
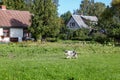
left=92, top=32, right=109, bottom=44
left=46, top=37, right=58, bottom=42
left=72, top=29, right=89, bottom=40
left=59, top=34, right=67, bottom=40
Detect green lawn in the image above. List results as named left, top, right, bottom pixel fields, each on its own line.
left=0, top=41, right=120, bottom=80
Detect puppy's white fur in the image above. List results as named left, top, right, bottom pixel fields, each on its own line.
left=65, top=50, right=77, bottom=59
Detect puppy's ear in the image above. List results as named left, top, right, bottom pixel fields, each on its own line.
left=73, top=51, right=75, bottom=53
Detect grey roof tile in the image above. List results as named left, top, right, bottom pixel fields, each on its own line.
left=72, top=15, right=89, bottom=28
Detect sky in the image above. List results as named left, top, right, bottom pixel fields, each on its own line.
left=58, top=0, right=112, bottom=15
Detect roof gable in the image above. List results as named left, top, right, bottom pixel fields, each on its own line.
left=66, top=16, right=80, bottom=29
left=72, top=15, right=88, bottom=28
left=0, top=10, right=31, bottom=28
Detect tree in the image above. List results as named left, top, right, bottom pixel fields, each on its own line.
left=112, top=0, right=120, bottom=6
left=24, top=0, right=33, bottom=10
left=72, top=28, right=89, bottom=40
left=110, top=0, right=120, bottom=25
left=0, top=0, right=3, bottom=5
left=111, top=0, right=120, bottom=40
left=75, top=0, right=105, bottom=18
left=79, top=0, right=92, bottom=15
left=60, top=11, right=71, bottom=24
left=3, top=0, right=26, bottom=10
left=59, top=11, right=72, bottom=40
left=99, top=3, right=120, bottom=41
left=93, top=2, right=106, bottom=18
left=30, top=0, right=61, bottom=41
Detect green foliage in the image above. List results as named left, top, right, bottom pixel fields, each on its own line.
left=59, top=33, right=68, bottom=40
left=76, top=0, right=105, bottom=17
left=65, top=30, right=74, bottom=40
left=0, top=0, right=2, bottom=5
left=29, top=0, right=45, bottom=41
left=59, top=11, right=72, bottom=40
left=59, top=25, right=69, bottom=40
left=79, top=0, right=92, bottom=15
left=46, top=37, right=58, bottom=42
left=60, top=11, right=71, bottom=24
left=112, top=0, right=120, bottom=6
left=91, top=32, right=108, bottom=44
left=98, top=4, right=120, bottom=42
left=72, top=29, right=89, bottom=40
left=0, top=42, right=120, bottom=80
left=3, top=0, right=27, bottom=10
left=107, top=25, right=120, bottom=40
left=93, top=2, right=106, bottom=18
left=29, top=0, right=61, bottom=41
left=62, top=28, right=89, bottom=40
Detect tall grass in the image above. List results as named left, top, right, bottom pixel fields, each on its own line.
left=0, top=41, right=120, bottom=80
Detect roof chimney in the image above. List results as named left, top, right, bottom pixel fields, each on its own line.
left=0, top=5, right=6, bottom=10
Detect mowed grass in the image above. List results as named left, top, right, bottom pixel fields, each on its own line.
left=0, top=41, right=120, bottom=80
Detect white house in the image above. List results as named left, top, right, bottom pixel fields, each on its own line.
left=0, top=5, right=31, bottom=42
left=67, top=15, right=98, bottom=30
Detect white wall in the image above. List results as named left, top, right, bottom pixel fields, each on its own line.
left=0, top=28, right=3, bottom=36
left=10, top=28, right=23, bottom=42
left=0, top=37, right=10, bottom=43
left=0, top=28, right=10, bottom=42
left=0, top=28, right=24, bottom=42
left=67, top=17, right=79, bottom=30
left=10, top=28, right=23, bottom=38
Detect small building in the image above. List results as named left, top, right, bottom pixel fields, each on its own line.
left=0, top=5, right=31, bottom=42
left=67, top=15, right=98, bottom=30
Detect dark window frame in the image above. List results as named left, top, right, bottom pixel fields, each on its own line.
left=3, top=28, right=9, bottom=37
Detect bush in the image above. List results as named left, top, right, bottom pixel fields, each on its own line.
left=59, top=28, right=90, bottom=41
left=92, top=32, right=109, bottom=44
left=59, top=34, right=67, bottom=40
left=46, top=37, right=58, bottom=42
left=72, top=29, right=89, bottom=40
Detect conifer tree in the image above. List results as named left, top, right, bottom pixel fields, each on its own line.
left=3, top=0, right=26, bottom=10
left=30, top=0, right=61, bottom=41
left=76, top=0, right=105, bottom=17
left=80, top=0, right=91, bottom=15
left=112, top=0, right=120, bottom=6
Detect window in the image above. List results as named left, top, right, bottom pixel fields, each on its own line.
left=70, top=22, right=75, bottom=28
left=3, top=29, right=9, bottom=37
left=72, top=23, right=75, bottom=26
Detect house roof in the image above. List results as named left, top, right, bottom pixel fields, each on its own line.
left=0, top=10, right=31, bottom=28
left=81, top=15, right=98, bottom=22
left=72, top=15, right=89, bottom=28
